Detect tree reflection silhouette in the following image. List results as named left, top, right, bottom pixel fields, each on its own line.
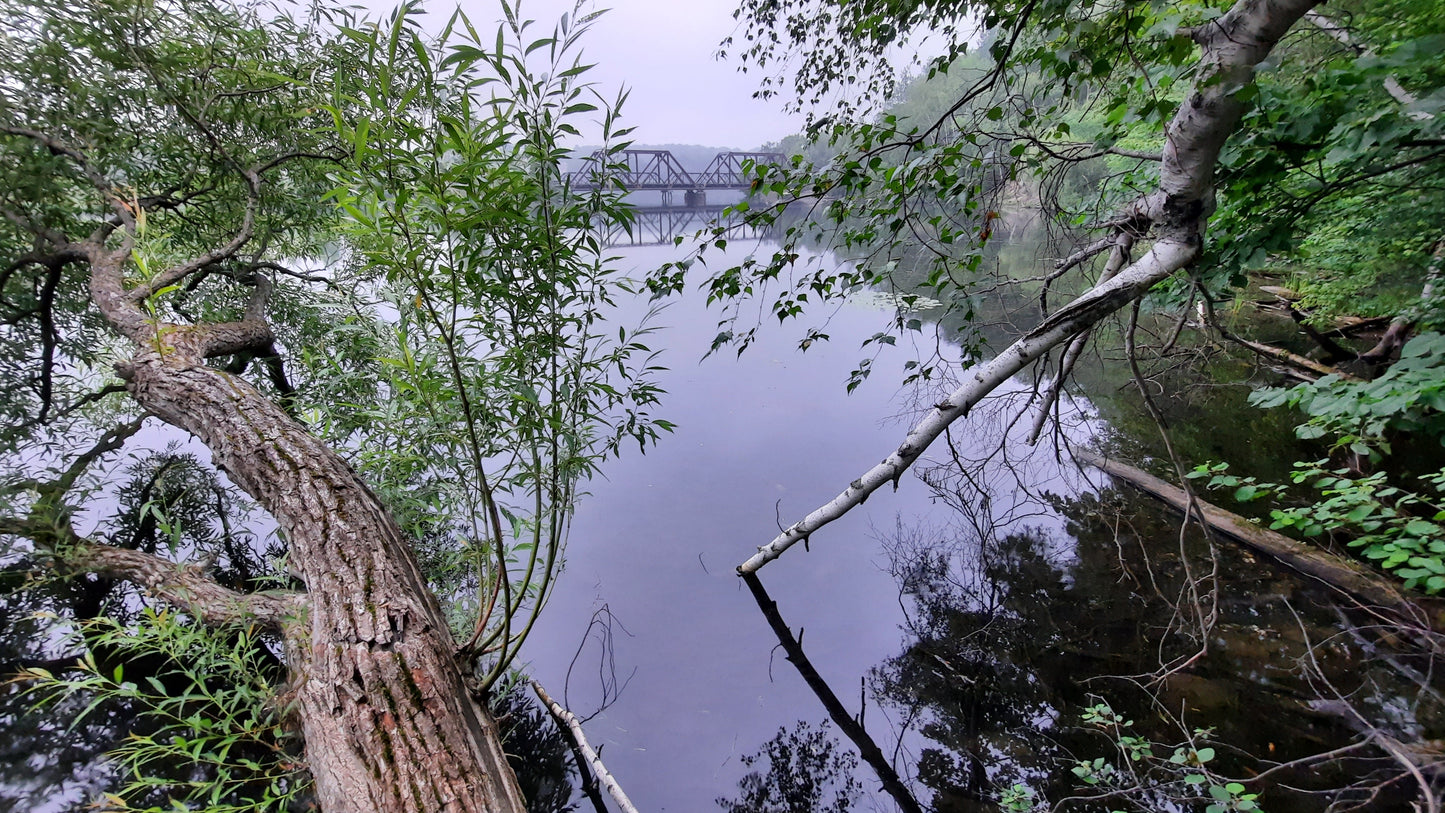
left=736, top=483, right=1442, bottom=811
left=717, top=720, right=862, bottom=813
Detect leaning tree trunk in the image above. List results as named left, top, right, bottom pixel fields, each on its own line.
left=91, top=252, right=529, bottom=812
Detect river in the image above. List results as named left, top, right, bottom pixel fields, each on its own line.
left=515, top=238, right=1442, bottom=811
left=1, top=236, right=1438, bottom=812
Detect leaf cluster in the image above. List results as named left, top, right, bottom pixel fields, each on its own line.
left=1251, top=332, right=1445, bottom=457
left=15, top=607, right=305, bottom=812
left=314, top=0, right=672, bottom=686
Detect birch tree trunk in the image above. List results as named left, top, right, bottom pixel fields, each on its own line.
left=740, top=0, right=1322, bottom=573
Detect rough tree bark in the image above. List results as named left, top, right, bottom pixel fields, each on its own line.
left=40, top=203, right=532, bottom=809
left=116, top=303, right=525, bottom=811
left=739, top=0, right=1322, bottom=574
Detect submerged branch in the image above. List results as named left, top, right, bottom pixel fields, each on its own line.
left=1073, top=449, right=1437, bottom=636
left=742, top=572, right=925, bottom=813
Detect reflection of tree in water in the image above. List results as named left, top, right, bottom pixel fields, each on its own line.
left=493, top=688, right=582, bottom=813
left=865, top=486, right=1442, bottom=812
left=874, top=521, right=1075, bottom=811
left=717, top=720, right=862, bottom=813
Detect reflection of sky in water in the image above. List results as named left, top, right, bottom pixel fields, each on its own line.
left=520, top=240, right=1084, bottom=810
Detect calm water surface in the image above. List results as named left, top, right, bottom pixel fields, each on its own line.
left=522, top=241, right=972, bottom=810
left=2, top=238, right=1437, bottom=812
left=520, top=240, right=1442, bottom=812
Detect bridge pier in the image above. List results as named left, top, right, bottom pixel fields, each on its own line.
left=684, top=189, right=707, bottom=207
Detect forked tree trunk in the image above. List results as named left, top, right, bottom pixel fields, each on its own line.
left=117, top=342, right=527, bottom=811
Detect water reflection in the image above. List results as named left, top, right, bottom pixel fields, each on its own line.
left=6, top=233, right=1440, bottom=811
left=717, top=720, right=863, bottom=813
left=735, top=476, right=1443, bottom=811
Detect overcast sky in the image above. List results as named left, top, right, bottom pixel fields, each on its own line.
left=457, top=0, right=803, bottom=148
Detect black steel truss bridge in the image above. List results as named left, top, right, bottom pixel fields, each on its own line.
left=568, top=149, right=783, bottom=208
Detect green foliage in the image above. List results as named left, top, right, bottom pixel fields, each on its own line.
left=0, top=0, right=346, bottom=437
left=1250, top=332, right=1445, bottom=457
left=16, top=608, right=305, bottom=812
left=318, top=0, right=671, bottom=687
left=1067, top=701, right=1261, bottom=813
left=658, top=0, right=1445, bottom=403
left=1191, top=460, right=1445, bottom=592
left=1187, top=336, right=1445, bottom=594
left=998, top=783, right=1038, bottom=812
left=654, top=0, right=1241, bottom=377
left=1208, top=0, right=1445, bottom=297
left=1278, top=193, right=1445, bottom=323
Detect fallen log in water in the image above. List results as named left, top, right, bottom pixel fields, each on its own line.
left=1073, top=449, right=1439, bottom=634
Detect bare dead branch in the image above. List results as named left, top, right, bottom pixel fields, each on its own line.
left=530, top=679, right=641, bottom=813
left=1029, top=231, right=1136, bottom=444
left=743, top=572, right=925, bottom=813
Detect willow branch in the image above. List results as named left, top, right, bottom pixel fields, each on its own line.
left=127, top=166, right=262, bottom=302
left=5, top=416, right=146, bottom=499
left=1, top=126, right=133, bottom=224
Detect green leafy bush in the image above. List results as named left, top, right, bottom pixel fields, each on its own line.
left=16, top=608, right=306, bottom=812
left=1250, top=332, right=1445, bottom=458
left=1189, top=462, right=1445, bottom=593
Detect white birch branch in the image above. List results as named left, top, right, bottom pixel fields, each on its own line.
left=1305, top=10, right=1432, bottom=120
left=1027, top=231, right=1136, bottom=445
left=738, top=238, right=1196, bottom=574
left=531, top=679, right=641, bottom=813
left=737, top=0, right=1321, bottom=574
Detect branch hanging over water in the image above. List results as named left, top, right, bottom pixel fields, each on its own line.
left=1073, top=449, right=1439, bottom=637
left=737, top=238, right=1198, bottom=573
left=736, top=0, right=1322, bottom=574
